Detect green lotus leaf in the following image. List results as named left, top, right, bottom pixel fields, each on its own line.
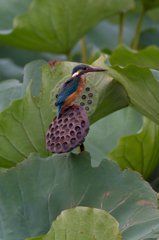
left=141, top=0, right=159, bottom=11
left=139, top=27, right=159, bottom=49
left=85, top=107, right=143, bottom=167
left=109, top=44, right=159, bottom=70
left=0, top=152, right=158, bottom=239
left=85, top=20, right=119, bottom=52
left=0, top=0, right=134, bottom=53
left=0, top=44, right=66, bottom=67
left=108, top=117, right=159, bottom=179
left=0, top=0, right=32, bottom=31
left=0, top=63, right=53, bottom=167
left=0, top=60, right=47, bottom=113
left=104, top=63, right=159, bottom=125
left=88, top=56, right=129, bottom=124
left=21, top=60, right=47, bottom=97
left=0, top=59, right=23, bottom=82
left=147, top=7, right=159, bottom=22
left=0, top=79, right=22, bottom=112
left=149, top=160, right=159, bottom=192
left=26, top=207, right=122, bottom=240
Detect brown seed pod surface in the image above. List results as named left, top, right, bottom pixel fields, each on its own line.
left=46, top=105, right=89, bottom=153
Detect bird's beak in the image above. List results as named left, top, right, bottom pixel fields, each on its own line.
left=89, top=67, right=108, bottom=72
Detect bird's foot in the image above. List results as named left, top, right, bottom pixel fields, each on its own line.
left=72, top=104, right=77, bottom=108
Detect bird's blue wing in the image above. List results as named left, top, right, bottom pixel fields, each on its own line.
left=56, top=77, right=79, bottom=104
left=59, top=77, right=73, bottom=92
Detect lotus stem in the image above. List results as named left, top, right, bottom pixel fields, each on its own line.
left=132, top=9, right=145, bottom=50
left=78, top=143, right=85, bottom=152
left=80, top=37, right=87, bottom=63
left=118, top=12, right=125, bottom=45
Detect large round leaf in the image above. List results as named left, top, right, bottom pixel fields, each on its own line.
left=0, top=0, right=134, bottom=53
left=108, top=117, right=159, bottom=179
left=0, top=152, right=158, bottom=240
left=0, top=0, right=32, bottom=31
left=0, top=62, right=53, bottom=168
left=21, top=60, right=47, bottom=97
left=109, top=44, right=159, bottom=70
left=26, top=207, right=122, bottom=240
left=149, top=164, right=159, bottom=192
left=104, top=63, right=159, bottom=125
left=0, top=60, right=47, bottom=113
left=147, top=7, right=159, bottom=22
left=139, top=27, right=159, bottom=49
left=85, top=20, right=119, bottom=52
left=141, top=0, right=159, bottom=11
left=0, top=79, right=22, bottom=112
left=87, top=56, right=129, bottom=124
left=85, top=107, right=143, bottom=167
left=0, top=45, right=66, bottom=67
left=0, top=58, right=23, bottom=82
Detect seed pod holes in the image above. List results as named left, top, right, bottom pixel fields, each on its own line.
left=50, top=78, right=98, bottom=117
left=46, top=105, right=89, bottom=153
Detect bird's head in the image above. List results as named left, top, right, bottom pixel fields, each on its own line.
left=72, top=64, right=107, bottom=78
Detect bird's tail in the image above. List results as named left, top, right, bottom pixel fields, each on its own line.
left=57, top=105, right=61, bottom=118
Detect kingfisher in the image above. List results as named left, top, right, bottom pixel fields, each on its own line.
left=55, top=64, right=107, bottom=118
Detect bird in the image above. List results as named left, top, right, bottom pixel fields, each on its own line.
left=55, top=64, right=107, bottom=118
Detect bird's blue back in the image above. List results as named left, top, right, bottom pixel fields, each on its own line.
left=56, top=77, right=80, bottom=105
left=56, top=76, right=81, bottom=117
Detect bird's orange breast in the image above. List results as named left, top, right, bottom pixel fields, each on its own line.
left=60, top=76, right=86, bottom=114
left=73, top=76, right=86, bottom=98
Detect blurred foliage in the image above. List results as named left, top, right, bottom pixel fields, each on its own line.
left=0, top=0, right=159, bottom=239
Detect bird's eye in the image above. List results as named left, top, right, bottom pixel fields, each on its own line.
left=83, top=67, right=87, bottom=70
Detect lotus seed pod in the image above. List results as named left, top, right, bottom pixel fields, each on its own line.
left=46, top=105, right=89, bottom=153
